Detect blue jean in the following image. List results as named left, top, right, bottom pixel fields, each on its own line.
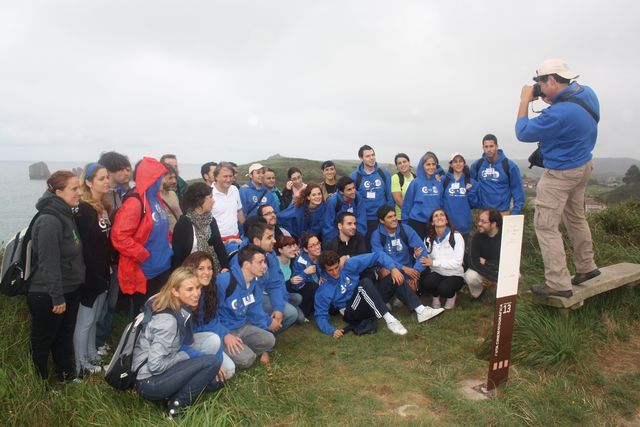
left=262, top=294, right=301, bottom=333
left=96, top=265, right=119, bottom=348
left=135, top=355, right=221, bottom=406
left=192, top=332, right=236, bottom=379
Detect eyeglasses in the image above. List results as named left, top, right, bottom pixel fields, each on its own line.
left=307, top=241, right=321, bottom=248
left=477, top=219, right=490, bottom=224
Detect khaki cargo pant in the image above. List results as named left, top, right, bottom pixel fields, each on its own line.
left=534, top=161, right=597, bottom=291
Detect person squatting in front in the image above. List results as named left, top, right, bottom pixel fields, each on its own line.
left=131, top=267, right=225, bottom=419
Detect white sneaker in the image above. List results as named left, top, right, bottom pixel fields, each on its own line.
left=80, top=364, right=102, bottom=377
left=387, top=320, right=408, bottom=335
left=432, top=297, right=442, bottom=309
left=417, top=306, right=445, bottom=323
left=444, top=294, right=457, bottom=310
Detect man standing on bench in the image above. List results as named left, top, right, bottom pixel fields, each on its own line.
left=516, top=58, right=600, bottom=298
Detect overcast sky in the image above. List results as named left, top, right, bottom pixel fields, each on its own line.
left=1, top=1, right=638, bottom=166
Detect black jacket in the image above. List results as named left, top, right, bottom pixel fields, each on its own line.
left=171, top=215, right=229, bottom=271
left=75, top=202, right=112, bottom=307
left=29, top=191, right=85, bottom=305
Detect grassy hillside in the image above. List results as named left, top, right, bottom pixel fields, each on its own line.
left=2, top=200, right=640, bottom=426
left=605, top=183, right=640, bottom=204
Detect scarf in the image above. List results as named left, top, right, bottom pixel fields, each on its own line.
left=185, top=210, right=222, bottom=272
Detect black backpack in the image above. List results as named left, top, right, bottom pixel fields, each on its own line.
left=473, top=157, right=511, bottom=183
left=379, top=224, right=410, bottom=250
left=0, top=211, right=63, bottom=297
left=104, top=312, right=147, bottom=390
left=396, top=171, right=416, bottom=190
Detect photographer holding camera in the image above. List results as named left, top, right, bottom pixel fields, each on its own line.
left=516, top=59, right=600, bottom=298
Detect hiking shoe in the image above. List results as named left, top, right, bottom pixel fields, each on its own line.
left=387, top=320, right=408, bottom=335
left=531, top=285, right=573, bottom=298
left=571, top=269, right=601, bottom=286
left=166, top=400, right=183, bottom=420
left=97, top=344, right=111, bottom=356
left=417, top=306, right=445, bottom=323
left=431, top=297, right=442, bottom=309
left=444, top=294, right=457, bottom=310
left=79, top=365, right=102, bottom=378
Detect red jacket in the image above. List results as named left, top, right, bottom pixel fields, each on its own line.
left=111, top=157, right=168, bottom=295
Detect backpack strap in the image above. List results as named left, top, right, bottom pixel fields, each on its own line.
left=556, top=83, right=600, bottom=123
left=225, top=273, right=237, bottom=299
left=334, top=195, right=343, bottom=214
left=245, top=189, right=269, bottom=216
left=397, top=172, right=405, bottom=189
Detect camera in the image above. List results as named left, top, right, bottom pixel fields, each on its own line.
left=533, top=83, right=545, bottom=98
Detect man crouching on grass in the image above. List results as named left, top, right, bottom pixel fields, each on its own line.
left=314, top=251, right=443, bottom=338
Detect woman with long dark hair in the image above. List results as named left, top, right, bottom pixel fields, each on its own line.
left=290, top=233, right=322, bottom=317
left=27, top=171, right=85, bottom=381
left=182, top=251, right=235, bottom=380
left=277, top=183, right=326, bottom=241
left=73, top=163, right=113, bottom=376
left=418, top=208, right=465, bottom=310
left=172, top=182, right=228, bottom=272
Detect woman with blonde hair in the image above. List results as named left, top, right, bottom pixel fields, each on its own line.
left=73, top=163, right=113, bottom=376
left=132, top=267, right=224, bottom=419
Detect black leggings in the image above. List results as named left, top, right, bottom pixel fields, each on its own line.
left=131, top=269, right=171, bottom=318
left=419, top=271, right=464, bottom=299
left=288, top=281, right=319, bottom=318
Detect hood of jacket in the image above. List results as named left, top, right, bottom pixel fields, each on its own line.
left=35, top=190, right=75, bottom=219
left=481, top=148, right=507, bottom=164
left=134, top=157, right=168, bottom=194
left=356, top=162, right=380, bottom=177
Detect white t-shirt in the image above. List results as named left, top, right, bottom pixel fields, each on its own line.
left=212, top=184, right=242, bottom=237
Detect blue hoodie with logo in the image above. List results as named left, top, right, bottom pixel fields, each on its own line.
left=141, top=176, right=172, bottom=278
left=442, top=171, right=478, bottom=234
left=370, top=223, right=426, bottom=271
left=313, top=253, right=400, bottom=335
left=470, top=149, right=524, bottom=214
left=322, top=192, right=367, bottom=242
left=216, top=265, right=272, bottom=334
left=515, top=82, right=599, bottom=170
left=402, top=153, right=444, bottom=223
left=351, top=163, right=393, bottom=220
left=240, top=181, right=279, bottom=218
left=276, top=202, right=326, bottom=241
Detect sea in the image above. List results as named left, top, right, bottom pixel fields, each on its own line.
left=0, top=161, right=203, bottom=245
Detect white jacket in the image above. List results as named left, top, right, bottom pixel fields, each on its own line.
left=425, top=230, right=465, bottom=277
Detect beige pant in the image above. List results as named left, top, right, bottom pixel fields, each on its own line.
left=534, top=161, right=597, bottom=291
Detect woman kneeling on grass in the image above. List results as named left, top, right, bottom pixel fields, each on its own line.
left=132, top=267, right=224, bottom=418
left=182, top=251, right=236, bottom=380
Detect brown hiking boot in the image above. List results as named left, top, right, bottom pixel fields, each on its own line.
left=571, top=269, right=601, bottom=286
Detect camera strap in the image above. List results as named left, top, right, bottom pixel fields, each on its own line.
left=555, top=84, right=600, bottom=123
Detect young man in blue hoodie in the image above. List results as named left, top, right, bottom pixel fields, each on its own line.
left=351, top=145, right=394, bottom=241
left=470, top=134, right=525, bottom=215
left=240, top=163, right=280, bottom=219
left=323, top=176, right=367, bottom=243
left=216, top=246, right=277, bottom=368
left=516, top=59, right=600, bottom=297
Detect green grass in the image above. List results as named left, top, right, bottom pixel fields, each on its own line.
left=2, top=200, right=640, bottom=426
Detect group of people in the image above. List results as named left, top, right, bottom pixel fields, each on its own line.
left=25, top=58, right=600, bottom=417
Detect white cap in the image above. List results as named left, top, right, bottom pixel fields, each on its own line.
left=534, top=58, right=579, bottom=81
left=247, top=163, right=265, bottom=175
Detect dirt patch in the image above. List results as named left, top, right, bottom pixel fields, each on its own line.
left=597, top=333, right=640, bottom=377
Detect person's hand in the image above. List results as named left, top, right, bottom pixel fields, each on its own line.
left=407, top=278, right=418, bottom=292
left=521, top=84, right=535, bottom=104
left=271, top=310, right=283, bottom=324
left=479, top=257, right=486, bottom=265
left=413, top=247, right=423, bottom=258
left=215, top=367, right=227, bottom=383
left=419, top=256, right=433, bottom=267
left=220, top=268, right=229, bottom=273
left=401, top=266, right=420, bottom=282
left=223, top=334, right=244, bottom=355
left=333, top=329, right=344, bottom=339
left=304, top=265, right=316, bottom=275
left=269, top=315, right=282, bottom=332
left=378, top=267, right=390, bottom=279
left=52, top=303, right=66, bottom=314
left=390, top=268, right=404, bottom=285
left=466, top=182, right=473, bottom=190
left=286, top=181, right=293, bottom=190
left=290, top=275, right=304, bottom=285
left=435, top=174, right=442, bottom=182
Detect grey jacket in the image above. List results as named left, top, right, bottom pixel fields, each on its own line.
left=133, top=308, right=191, bottom=380
left=29, top=191, right=85, bottom=305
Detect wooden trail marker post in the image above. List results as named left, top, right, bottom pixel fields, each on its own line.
left=473, top=215, right=524, bottom=396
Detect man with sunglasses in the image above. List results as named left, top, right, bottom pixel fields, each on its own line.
left=516, top=59, right=600, bottom=298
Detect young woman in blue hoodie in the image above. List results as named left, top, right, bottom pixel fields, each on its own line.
left=401, top=152, right=444, bottom=239
left=276, top=183, right=326, bottom=241
left=182, top=251, right=236, bottom=380
left=132, top=267, right=223, bottom=419
left=442, top=153, right=478, bottom=238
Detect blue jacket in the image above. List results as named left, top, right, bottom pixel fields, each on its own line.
left=313, top=253, right=400, bottom=335
left=470, top=149, right=524, bottom=214
left=322, top=192, right=367, bottom=242
left=276, top=202, right=326, bottom=240
left=141, top=176, right=172, bottom=279
left=216, top=265, right=271, bottom=334
left=192, top=293, right=225, bottom=360
left=240, top=181, right=279, bottom=218
left=402, top=153, right=444, bottom=223
left=370, top=223, right=426, bottom=272
left=442, top=171, right=479, bottom=234
left=291, top=249, right=319, bottom=288
left=515, top=82, right=599, bottom=170
left=351, top=163, right=393, bottom=220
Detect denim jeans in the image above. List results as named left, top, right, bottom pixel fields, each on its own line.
left=192, top=332, right=236, bottom=379
left=262, top=294, right=301, bottom=333
left=135, top=355, right=221, bottom=406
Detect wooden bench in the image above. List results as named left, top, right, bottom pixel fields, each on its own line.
left=525, top=262, right=640, bottom=313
